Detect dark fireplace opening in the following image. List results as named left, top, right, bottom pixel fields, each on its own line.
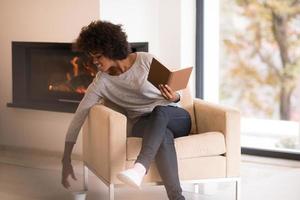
left=28, top=47, right=95, bottom=101
left=7, top=41, right=148, bottom=113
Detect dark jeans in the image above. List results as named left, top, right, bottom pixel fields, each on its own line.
left=131, top=105, right=192, bottom=200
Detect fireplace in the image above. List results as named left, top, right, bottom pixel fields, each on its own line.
left=7, top=41, right=148, bottom=113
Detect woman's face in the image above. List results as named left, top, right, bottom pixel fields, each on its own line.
left=89, top=52, right=115, bottom=73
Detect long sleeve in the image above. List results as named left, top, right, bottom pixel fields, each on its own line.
left=65, top=72, right=103, bottom=143
left=168, top=90, right=182, bottom=107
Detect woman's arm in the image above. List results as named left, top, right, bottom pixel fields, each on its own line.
left=173, top=92, right=181, bottom=103
left=62, top=141, right=76, bottom=162
left=61, top=73, right=103, bottom=189
left=62, top=96, right=101, bottom=189
left=61, top=141, right=77, bottom=189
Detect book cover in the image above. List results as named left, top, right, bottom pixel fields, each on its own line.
left=147, top=58, right=193, bottom=91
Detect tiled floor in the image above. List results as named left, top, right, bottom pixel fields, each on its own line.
left=0, top=149, right=300, bottom=200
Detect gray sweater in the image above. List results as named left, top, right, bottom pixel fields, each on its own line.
left=65, top=52, right=180, bottom=143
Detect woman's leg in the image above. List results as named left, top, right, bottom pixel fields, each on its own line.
left=132, top=105, right=191, bottom=171
left=155, top=128, right=184, bottom=200
left=131, top=105, right=191, bottom=200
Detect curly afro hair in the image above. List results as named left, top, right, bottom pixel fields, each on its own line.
left=73, top=20, right=130, bottom=60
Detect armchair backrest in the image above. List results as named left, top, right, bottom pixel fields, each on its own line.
left=179, top=87, right=197, bottom=134
left=102, top=98, right=135, bottom=137
left=102, top=98, right=126, bottom=115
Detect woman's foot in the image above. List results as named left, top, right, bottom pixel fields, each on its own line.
left=117, top=162, right=146, bottom=189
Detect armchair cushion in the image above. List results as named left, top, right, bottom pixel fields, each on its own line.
left=126, top=131, right=226, bottom=161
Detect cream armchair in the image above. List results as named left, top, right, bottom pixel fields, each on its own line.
left=81, top=88, right=241, bottom=200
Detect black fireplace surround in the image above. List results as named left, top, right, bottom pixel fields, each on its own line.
left=7, top=41, right=148, bottom=113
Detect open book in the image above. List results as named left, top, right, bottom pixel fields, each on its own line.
left=147, top=58, right=193, bottom=91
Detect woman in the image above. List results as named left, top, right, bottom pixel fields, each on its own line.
left=61, top=20, right=191, bottom=200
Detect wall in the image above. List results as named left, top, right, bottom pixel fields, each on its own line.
left=100, top=0, right=160, bottom=54
left=0, top=0, right=100, bottom=155
left=100, top=0, right=196, bottom=95
left=180, top=0, right=196, bottom=98
left=203, top=0, right=220, bottom=103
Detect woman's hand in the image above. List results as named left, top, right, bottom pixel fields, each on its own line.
left=61, top=159, right=77, bottom=189
left=159, top=84, right=180, bottom=102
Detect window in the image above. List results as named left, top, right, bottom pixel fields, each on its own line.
left=197, top=0, right=300, bottom=159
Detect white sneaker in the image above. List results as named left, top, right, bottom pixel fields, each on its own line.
left=117, top=168, right=144, bottom=189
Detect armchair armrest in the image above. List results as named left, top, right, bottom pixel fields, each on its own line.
left=82, top=103, right=127, bottom=183
left=193, top=98, right=241, bottom=177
